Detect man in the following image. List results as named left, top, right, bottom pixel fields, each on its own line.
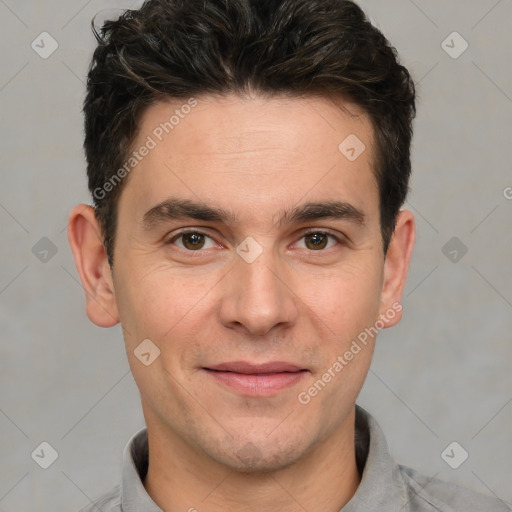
left=67, top=0, right=507, bottom=510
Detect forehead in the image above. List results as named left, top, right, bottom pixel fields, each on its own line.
left=138, top=93, right=372, bottom=156
left=120, top=93, right=378, bottom=224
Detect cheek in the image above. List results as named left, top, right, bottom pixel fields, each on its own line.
left=301, top=260, right=383, bottom=328
left=115, top=260, right=185, bottom=322
left=114, top=266, right=217, bottom=367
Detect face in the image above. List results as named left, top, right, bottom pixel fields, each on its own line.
left=70, top=93, right=414, bottom=473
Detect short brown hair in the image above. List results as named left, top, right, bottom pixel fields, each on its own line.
left=83, top=0, right=416, bottom=266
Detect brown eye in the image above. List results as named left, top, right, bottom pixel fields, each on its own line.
left=168, top=231, right=216, bottom=251
left=181, top=233, right=206, bottom=250
left=297, top=231, right=341, bottom=251
left=304, top=233, right=329, bottom=250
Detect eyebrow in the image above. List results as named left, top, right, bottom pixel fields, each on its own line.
left=141, top=197, right=366, bottom=231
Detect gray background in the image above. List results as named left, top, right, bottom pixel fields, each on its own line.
left=0, top=0, right=511, bottom=511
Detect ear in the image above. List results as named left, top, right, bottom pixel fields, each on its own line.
left=378, top=210, right=415, bottom=328
left=67, top=204, right=120, bottom=327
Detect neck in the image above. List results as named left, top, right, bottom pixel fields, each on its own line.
left=142, top=407, right=361, bottom=512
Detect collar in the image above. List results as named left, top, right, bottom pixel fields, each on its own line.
left=120, top=405, right=408, bottom=511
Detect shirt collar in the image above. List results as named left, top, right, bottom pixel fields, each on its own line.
left=343, top=405, right=408, bottom=511
left=121, top=426, right=162, bottom=511
left=120, top=405, right=408, bottom=512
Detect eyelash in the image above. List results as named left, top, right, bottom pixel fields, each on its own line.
left=165, top=229, right=346, bottom=253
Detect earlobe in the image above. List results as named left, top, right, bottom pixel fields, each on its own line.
left=67, top=204, right=120, bottom=327
left=379, top=210, right=416, bottom=328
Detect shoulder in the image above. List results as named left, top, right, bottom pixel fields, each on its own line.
left=77, top=484, right=122, bottom=512
left=398, top=465, right=510, bottom=511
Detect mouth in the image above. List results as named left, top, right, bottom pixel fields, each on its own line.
left=202, top=361, right=309, bottom=397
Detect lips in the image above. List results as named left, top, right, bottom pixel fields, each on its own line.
left=206, top=361, right=305, bottom=374
left=203, top=361, right=308, bottom=396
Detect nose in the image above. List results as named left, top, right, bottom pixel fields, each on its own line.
left=219, top=248, right=299, bottom=337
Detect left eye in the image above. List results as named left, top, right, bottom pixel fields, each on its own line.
left=295, top=232, right=339, bottom=251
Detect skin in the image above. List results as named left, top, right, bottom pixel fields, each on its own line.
left=68, top=93, right=415, bottom=512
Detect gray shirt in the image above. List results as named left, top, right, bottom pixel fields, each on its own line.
left=80, top=406, right=509, bottom=511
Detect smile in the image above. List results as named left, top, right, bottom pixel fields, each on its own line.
left=203, top=361, right=309, bottom=397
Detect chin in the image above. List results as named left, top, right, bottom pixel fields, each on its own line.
left=205, top=433, right=310, bottom=474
